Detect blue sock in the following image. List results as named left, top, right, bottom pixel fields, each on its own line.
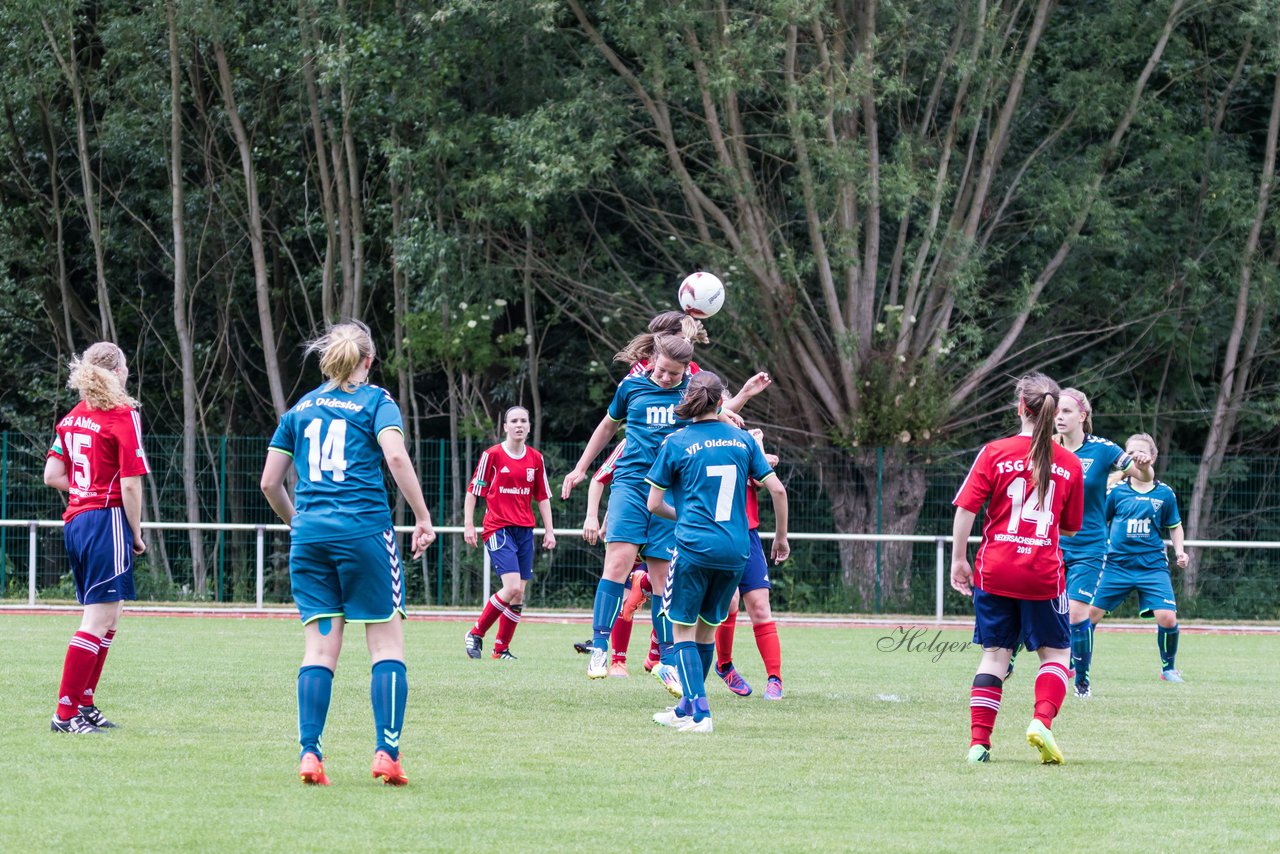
left=371, top=659, right=407, bottom=760
left=297, top=665, right=333, bottom=760
left=653, top=597, right=674, bottom=663
left=592, top=579, right=625, bottom=650
left=697, top=642, right=715, bottom=680
left=1070, top=619, right=1092, bottom=681
left=673, top=640, right=710, bottom=720
left=1158, top=624, right=1179, bottom=671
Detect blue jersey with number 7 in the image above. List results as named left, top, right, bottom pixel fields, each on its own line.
left=268, top=383, right=404, bottom=543
left=645, top=421, right=775, bottom=567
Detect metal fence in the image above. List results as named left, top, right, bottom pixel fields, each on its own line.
left=2, top=432, right=1278, bottom=619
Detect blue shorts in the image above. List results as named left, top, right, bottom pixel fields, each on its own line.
left=1065, top=557, right=1105, bottom=604
left=486, top=526, right=534, bottom=579
left=738, top=530, right=771, bottom=594
left=604, top=481, right=677, bottom=562
left=64, top=507, right=136, bottom=606
left=290, top=528, right=406, bottom=625
left=972, top=588, right=1069, bottom=651
left=1091, top=562, right=1177, bottom=617
left=665, top=556, right=744, bottom=627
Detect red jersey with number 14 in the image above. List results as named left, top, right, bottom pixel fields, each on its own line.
left=953, top=435, right=1083, bottom=599
left=48, top=402, right=151, bottom=523
left=470, top=443, right=551, bottom=541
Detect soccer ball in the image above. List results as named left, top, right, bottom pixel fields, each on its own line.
left=677, top=272, right=725, bottom=319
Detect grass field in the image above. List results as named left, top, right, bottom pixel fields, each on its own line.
left=1, top=613, right=1276, bottom=852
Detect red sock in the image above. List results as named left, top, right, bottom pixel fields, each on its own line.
left=752, top=620, right=782, bottom=679
left=493, top=603, right=522, bottom=653
left=969, top=677, right=1003, bottom=748
left=57, top=631, right=101, bottom=720
left=611, top=617, right=634, bottom=663
left=79, top=628, right=115, bottom=707
left=647, top=631, right=660, bottom=663
left=1033, top=662, right=1069, bottom=727
left=472, top=594, right=508, bottom=638
left=716, top=610, right=738, bottom=668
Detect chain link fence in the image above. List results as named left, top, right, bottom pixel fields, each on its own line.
left=2, top=433, right=1277, bottom=618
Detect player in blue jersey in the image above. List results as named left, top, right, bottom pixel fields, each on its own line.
left=1089, top=433, right=1189, bottom=683
left=260, top=321, right=437, bottom=787
left=1052, top=388, right=1146, bottom=698
left=562, top=334, right=698, bottom=686
left=644, top=371, right=789, bottom=732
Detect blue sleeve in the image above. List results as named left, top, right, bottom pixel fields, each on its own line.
left=645, top=439, right=675, bottom=490
left=747, top=437, right=774, bottom=482
left=1105, top=488, right=1117, bottom=526
left=269, top=410, right=295, bottom=455
left=1162, top=489, right=1183, bottom=530
left=606, top=380, right=629, bottom=423
left=373, top=388, right=405, bottom=439
left=1111, top=444, right=1132, bottom=472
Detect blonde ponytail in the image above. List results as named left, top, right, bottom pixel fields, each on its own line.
left=305, top=321, right=374, bottom=392
left=67, top=342, right=138, bottom=410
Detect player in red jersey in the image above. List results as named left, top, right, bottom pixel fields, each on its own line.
left=713, top=429, right=785, bottom=699
left=43, top=343, right=151, bottom=734
left=951, top=372, right=1084, bottom=765
left=463, top=406, right=555, bottom=660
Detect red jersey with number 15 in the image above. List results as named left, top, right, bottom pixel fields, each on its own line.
left=470, top=443, right=551, bottom=541
left=953, top=435, right=1083, bottom=600
left=48, top=402, right=151, bottom=523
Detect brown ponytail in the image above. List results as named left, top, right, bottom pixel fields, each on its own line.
left=614, top=332, right=659, bottom=365
left=1016, top=372, right=1061, bottom=500
left=675, top=371, right=724, bottom=420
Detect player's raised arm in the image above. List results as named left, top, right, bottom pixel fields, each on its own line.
left=562, top=415, right=621, bottom=499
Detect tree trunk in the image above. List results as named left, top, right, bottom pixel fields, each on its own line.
left=169, top=1, right=207, bottom=595
left=299, top=0, right=338, bottom=323
left=41, top=17, right=114, bottom=341
left=523, top=222, right=543, bottom=447
left=818, top=447, right=926, bottom=610
left=212, top=40, right=288, bottom=416
left=1184, top=68, right=1280, bottom=595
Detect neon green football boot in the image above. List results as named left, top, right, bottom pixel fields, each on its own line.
left=1026, top=719, right=1064, bottom=765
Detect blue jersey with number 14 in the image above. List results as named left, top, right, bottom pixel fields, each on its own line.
left=268, top=383, right=404, bottom=544
left=645, top=421, right=775, bottom=567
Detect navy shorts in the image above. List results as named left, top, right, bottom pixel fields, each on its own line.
left=972, top=588, right=1069, bottom=651
left=64, top=507, right=136, bottom=605
left=290, top=528, right=406, bottom=625
left=738, top=530, right=771, bottom=594
left=604, top=481, right=677, bottom=562
left=486, top=526, right=534, bottom=579
left=665, top=556, right=744, bottom=627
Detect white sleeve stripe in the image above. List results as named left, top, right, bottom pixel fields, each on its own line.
left=131, top=410, right=151, bottom=473
left=953, top=447, right=986, bottom=504
left=470, top=452, right=489, bottom=495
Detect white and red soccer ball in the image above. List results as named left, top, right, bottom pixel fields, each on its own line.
left=677, top=272, right=726, bottom=319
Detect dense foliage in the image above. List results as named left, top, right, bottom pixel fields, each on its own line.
left=2, top=0, right=1279, bottom=602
